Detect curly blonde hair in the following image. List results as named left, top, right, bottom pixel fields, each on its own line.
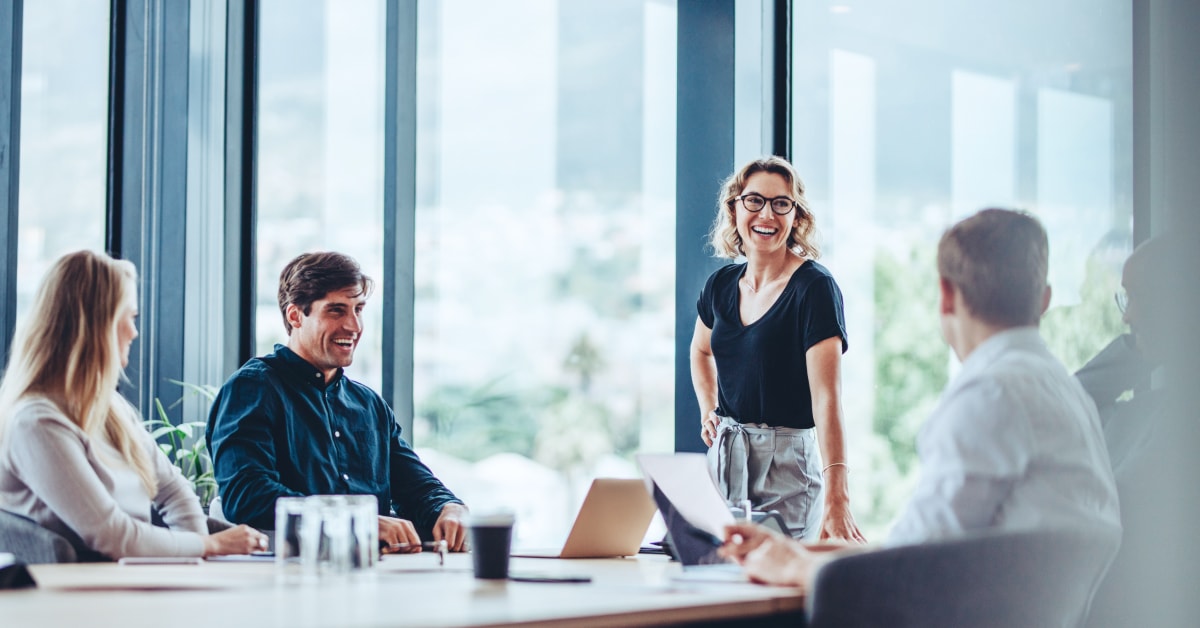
left=708, top=156, right=820, bottom=260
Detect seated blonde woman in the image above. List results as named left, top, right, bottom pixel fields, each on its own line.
left=0, top=250, right=266, bottom=559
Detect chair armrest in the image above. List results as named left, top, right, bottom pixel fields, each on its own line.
left=206, top=517, right=234, bottom=534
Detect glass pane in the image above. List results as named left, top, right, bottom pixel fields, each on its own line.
left=255, top=0, right=386, bottom=390
left=792, top=1, right=1133, bottom=537
left=414, top=0, right=678, bottom=546
left=16, top=0, right=110, bottom=322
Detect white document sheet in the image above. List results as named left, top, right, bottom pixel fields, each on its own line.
left=635, top=453, right=736, bottom=539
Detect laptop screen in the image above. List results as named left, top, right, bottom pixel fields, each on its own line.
left=649, top=481, right=731, bottom=566
left=636, top=453, right=740, bottom=568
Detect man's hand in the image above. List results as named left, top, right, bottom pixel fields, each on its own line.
left=719, top=522, right=812, bottom=589
left=378, top=515, right=421, bottom=553
left=432, top=503, right=469, bottom=552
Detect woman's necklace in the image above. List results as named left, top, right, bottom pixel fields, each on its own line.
left=742, top=270, right=784, bottom=293
left=744, top=256, right=805, bottom=293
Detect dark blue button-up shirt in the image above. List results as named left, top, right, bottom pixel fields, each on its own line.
left=207, top=345, right=462, bottom=532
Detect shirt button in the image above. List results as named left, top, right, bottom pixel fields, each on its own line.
left=342, top=474, right=350, bottom=481
left=334, top=430, right=341, bottom=438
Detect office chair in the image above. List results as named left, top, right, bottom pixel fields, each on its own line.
left=806, top=527, right=1118, bottom=628
left=0, top=509, right=77, bottom=564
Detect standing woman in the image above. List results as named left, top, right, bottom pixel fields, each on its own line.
left=0, top=250, right=266, bottom=559
left=691, top=156, right=864, bottom=542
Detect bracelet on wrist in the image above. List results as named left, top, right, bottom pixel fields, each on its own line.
left=822, top=462, right=848, bottom=474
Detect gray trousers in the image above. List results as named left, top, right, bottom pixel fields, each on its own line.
left=706, top=416, right=823, bottom=539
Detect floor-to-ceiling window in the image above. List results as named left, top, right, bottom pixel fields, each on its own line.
left=412, top=0, right=678, bottom=546
left=248, top=0, right=678, bottom=546
left=792, top=0, right=1133, bottom=537
left=255, top=0, right=387, bottom=391
left=0, top=0, right=1180, bottom=559
left=15, top=0, right=110, bottom=323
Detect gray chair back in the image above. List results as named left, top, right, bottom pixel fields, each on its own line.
left=807, top=528, right=1118, bottom=628
left=0, top=509, right=77, bottom=564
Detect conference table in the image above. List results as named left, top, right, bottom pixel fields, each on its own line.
left=0, top=553, right=806, bottom=627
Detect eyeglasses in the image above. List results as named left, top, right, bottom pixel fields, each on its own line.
left=736, top=193, right=797, bottom=216
left=1114, top=290, right=1128, bottom=315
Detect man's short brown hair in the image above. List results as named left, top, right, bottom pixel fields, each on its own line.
left=277, top=252, right=374, bottom=334
left=937, top=208, right=1049, bottom=327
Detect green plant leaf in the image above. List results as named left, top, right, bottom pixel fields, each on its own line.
left=143, top=379, right=220, bottom=509
left=177, top=421, right=209, bottom=434
left=167, top=379, right=218, bottom=403
left=149, top=425, right=186, bottom=440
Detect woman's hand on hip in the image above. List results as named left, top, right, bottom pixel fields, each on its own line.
left=701, top=410, right=720, bottom=447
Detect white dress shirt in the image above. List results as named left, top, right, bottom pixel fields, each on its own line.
left=888, top=328, right=1121, bottom=546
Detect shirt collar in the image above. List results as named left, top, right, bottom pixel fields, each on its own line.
left=272, top=344, right=343, bottom=388
left=959, top=326, right=1045, bottom=374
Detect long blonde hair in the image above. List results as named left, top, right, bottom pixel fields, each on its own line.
left=0, top=250, right=156, bottom=495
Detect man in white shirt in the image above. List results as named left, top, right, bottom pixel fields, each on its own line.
left=720, top=208, right=1121, bottom=589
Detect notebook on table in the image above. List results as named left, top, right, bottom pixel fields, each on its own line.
left=511, top=478, right=657, bottom=559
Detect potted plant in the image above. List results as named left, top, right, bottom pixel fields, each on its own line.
left=144, top=380, right=218, bottom=511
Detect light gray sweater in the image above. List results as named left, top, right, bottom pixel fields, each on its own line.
left=0, top=396, right=207, bottom=558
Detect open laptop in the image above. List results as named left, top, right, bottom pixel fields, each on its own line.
left=511, top=478, right=657, bottom=559
left=635, top=453, right=749, bottom=581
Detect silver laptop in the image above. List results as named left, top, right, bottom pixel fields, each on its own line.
left=511, top=478, right=657, bottom=559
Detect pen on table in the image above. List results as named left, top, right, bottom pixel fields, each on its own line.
left=383, top=541, right=442, bottom=552
left=384, top=540, right=448, bottom=565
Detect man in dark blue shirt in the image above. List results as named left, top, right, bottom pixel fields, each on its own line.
left=207, top=252, right=467, bottom=551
